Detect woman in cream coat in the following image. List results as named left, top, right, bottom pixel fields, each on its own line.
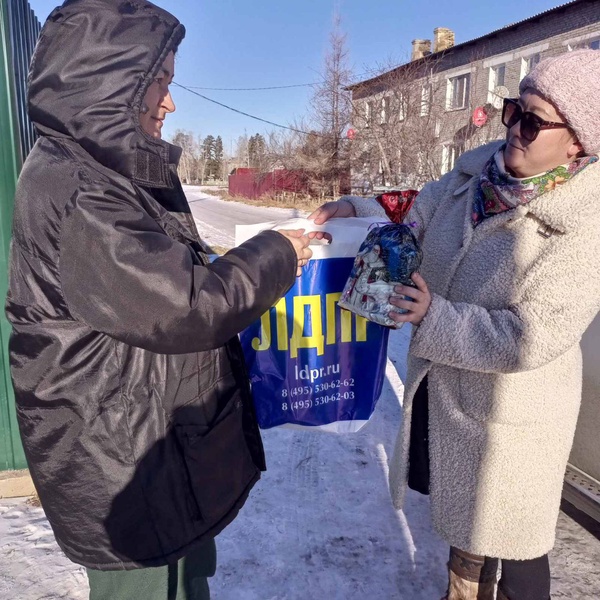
left=310, top=50, right=600, bottom=600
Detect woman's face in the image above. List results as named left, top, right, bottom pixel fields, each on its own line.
left=139, top=51, right=176, bottom=139
left=503, top=89, right=582, bottom=178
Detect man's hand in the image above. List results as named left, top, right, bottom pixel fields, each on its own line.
left=277, top=229, right=314, bottom=276
left=388, top=272, right=432, bottom=326
left=308, top=200, right=356, bottom=225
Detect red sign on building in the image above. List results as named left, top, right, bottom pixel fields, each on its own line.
left=472, top=106, right=488, bottom=127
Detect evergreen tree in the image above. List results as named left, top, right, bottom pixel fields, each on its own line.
left=201, top=135, right=216, bottom=179
left=248, top=133, right=267, bottom=170
left=214, top=136, right=224, bottom=180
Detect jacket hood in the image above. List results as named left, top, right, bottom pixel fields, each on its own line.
left=28, top=0, right=185, bottom=188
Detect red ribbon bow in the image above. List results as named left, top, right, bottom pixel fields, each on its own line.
left=375, top=190, right=419, bottom=224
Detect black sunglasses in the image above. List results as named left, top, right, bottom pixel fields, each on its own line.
left=501, top=98, right=570, bottom=142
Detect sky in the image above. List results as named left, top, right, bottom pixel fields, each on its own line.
left=28, top=0, right=566, bottom=152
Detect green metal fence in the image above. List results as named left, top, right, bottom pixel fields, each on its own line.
left=0, top=0, right=40, bottom=471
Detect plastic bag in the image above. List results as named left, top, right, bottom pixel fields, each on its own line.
left=338, top=223, right=422, bottom=328
left=236, top=217, right=391, bottom=432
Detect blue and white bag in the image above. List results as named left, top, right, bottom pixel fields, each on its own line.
left=236, top=217, right=391, bottom=432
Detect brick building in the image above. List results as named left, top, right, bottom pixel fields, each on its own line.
left=347, top=0, right=600, bottom=192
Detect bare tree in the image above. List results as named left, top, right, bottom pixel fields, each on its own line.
left=171, top=129, right=197, bottom=184
left=302, top=15, right=353, bottom=197
left=348, top=54, right=454, bottom=192
left=220, top=18, right=353, bottom=199
left=443, top=45, right=506, bottom=161
left=226, top=133, right=249, bottom=172
left=264, top=127, right=302, bottom=171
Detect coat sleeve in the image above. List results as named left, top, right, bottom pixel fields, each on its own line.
left=343, top=195, right=388, bottom=219
left=343, top=171, right=460, bottom=236
left=59, top=184, right=297, bottom=354
left=404, top=170, right=463, bottom=241
left=410, top=229, right=600, bottom=374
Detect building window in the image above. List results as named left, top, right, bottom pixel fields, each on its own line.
left=488, top=64, right=507, bottom=103
left=520, top=54, right=541, bottom=80
left=364, top=100, right=374, bottom=128
left=447, top=74, right=470, bottom=110
left=566, top=34, right=600, bottom=51
left=441, top=143, right=464, bottom=174
left=490, top=64, right=506, bottom=89
left=420, top=83, right=432, bottom=116
left=380, top=97, right=390, bottom=125
left=396, top=93, right=407, bottom=122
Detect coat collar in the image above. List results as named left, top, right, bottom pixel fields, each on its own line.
left=455, top=141, right=600, bottom=234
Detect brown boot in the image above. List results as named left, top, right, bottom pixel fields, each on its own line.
left=443, top=547, right=499, bottom=600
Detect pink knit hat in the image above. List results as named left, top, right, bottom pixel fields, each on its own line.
left=519, top=49, right=600, bottom=155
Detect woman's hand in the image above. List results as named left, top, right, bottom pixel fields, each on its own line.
left=308, top=199, right=356, bottom=224
left=388, top=272, right=431, bottom=326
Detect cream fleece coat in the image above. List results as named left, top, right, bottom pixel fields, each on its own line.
left=347, top=141, right=600, bottom=559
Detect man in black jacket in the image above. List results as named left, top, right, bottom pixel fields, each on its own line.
left=5, top=1, right=312, bottom=598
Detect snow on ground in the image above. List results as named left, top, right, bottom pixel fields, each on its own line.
left=0, top=328, right=451, bottom=599
left=208, top=326, right=450, bottom=600
left=184, top=186, right=309, bottom=250
left=0, top=500, right=88, bottom=599
left=3, top=327, right=600, bottom=598
left=193, top=216, right=236, bottom=250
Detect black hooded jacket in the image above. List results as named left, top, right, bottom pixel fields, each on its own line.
left=5, top=0, right=296, bottom=570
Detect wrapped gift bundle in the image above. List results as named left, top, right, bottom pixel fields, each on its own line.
left=338, top=223, right=422, bottom=328
left=236, top=217, right=390, bottom=432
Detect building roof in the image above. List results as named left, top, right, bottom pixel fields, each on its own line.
left=346, top=0, right=583, bottom=91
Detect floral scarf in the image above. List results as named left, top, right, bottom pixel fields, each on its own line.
left=472, top=145, right=598, bottom=226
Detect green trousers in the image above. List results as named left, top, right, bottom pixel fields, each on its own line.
left=87, top=538, right=217, bottom=600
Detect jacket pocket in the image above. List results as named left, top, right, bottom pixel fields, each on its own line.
left=175, top=397, right=259, bottom=524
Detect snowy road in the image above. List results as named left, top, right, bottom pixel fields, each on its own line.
left=185, top=185, right=307, bottom=249
left=2, top=190, right=600, bottom=599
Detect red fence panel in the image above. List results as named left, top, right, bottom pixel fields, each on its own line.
left=229, top=168, right=349, bottom=199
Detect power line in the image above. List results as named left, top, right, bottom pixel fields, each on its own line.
left=176, top=65, right=399, bottom=95
left=179, top=76, right=374, bottom=92
left=173, top=82, right=326, bottom=137
left=182, top=82, right=318, bottom=91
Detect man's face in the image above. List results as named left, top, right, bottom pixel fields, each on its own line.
left=139, top=51, right=176, bottom=139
